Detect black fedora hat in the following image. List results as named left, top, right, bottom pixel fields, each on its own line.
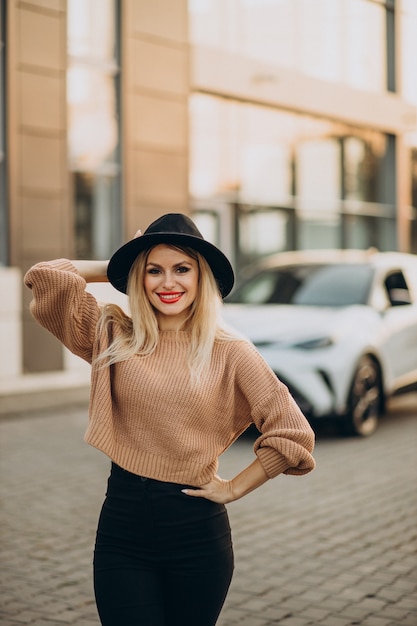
left=107, top=213, right=235, bottom=298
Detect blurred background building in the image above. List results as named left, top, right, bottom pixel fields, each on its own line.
left=0, top=0, right=416, bottom=382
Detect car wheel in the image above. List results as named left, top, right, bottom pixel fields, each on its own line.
left=343, top=356, right=383, bottom=437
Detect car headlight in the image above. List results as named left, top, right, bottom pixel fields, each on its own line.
left=292, top=336, right=334, bottom=350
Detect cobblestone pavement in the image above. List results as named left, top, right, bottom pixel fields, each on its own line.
left=1, top=396, right=416, bottom=626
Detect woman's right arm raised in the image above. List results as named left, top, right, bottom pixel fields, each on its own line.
left=24, top=259, right=105, bottom=363
left=71, top=229, right=142, bottom=282
left=70, top=260, right=109, bottom=283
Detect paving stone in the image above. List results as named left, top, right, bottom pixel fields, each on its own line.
left=275, top=617, right=312, bottom=626
left=1, top=400, right=416, bottom=625
left=318, top=617, right=354, bottom=626
left=398, top=597, right=417, bottom=610
left=376, top=605, right=416, bottom=620
left=376, top=586, right=407, bottom=603
left=397, top=614, right=417, bottom=626
left=363, top=616, right=396, bottom=626
left=297, top=605, right=332, bottom=620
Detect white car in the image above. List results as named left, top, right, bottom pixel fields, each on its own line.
left=223, top=249, right=417, bottom=436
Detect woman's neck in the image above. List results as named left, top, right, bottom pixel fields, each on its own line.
left=157, top=314, right=190, bottom=332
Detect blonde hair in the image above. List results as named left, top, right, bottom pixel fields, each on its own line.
left=95, top=245, right=237, bottom=382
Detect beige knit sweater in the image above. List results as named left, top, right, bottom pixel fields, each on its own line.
left=24, top=259, right=315, bottom=485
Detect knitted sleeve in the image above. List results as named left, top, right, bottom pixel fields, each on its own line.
left=232, top=340, right=315, bottom=478
left=251, top=392, right=316, bottom=478
left=24, top=259, right=101, bottom=364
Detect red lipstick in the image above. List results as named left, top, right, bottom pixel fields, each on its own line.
left=157, top=292, right=183, bottom=304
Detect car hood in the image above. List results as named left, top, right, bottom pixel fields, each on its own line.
left=222, top=303, right=374, bottom=346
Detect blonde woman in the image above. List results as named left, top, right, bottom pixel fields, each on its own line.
left=25, top=213, right=315, bottom=626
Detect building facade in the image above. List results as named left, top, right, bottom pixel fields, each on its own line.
left=2, top=0, right=189, bottom=375
left=188, top=0, right=417, bottom=268
left=0, top=0, right=416, bottom=377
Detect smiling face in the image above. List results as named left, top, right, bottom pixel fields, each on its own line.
left=144, top=244, right=200, bottom=330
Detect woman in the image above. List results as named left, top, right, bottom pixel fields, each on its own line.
left=24, top=213, right=315, bottom=626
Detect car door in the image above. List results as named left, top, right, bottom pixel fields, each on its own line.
left=378, top=268, right=417, bottom=388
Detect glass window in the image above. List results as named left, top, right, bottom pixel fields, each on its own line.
left=228, top=263, right=374, bottom=307
left=298, top=217, right=341, bottom=251
left=297, top=138, right=341, bottom=214
left=294, top=264, right=373, bottom=306
left=190, top=94, right=299, bottom=205
left=190, top=97, right=390, bottom=210
left=189, top=0, right=388, bottom=93
left=0, top=0, right=6, bottom=266
left=342, top=0, right=386, bottom=92
left=238, top=207, right=293, bottom=265
left=401, top=0, right=417, bottom=105
left=67, top=0, right=121, bottom=259
left=343, top=214, right=396, bottom=251
left=344, top=137, right=376, bottom=203
left=193, top=210, right=220, bottom=245
left=189, top=95, right=240, bottom=198
left=412, top=147, right=417, bottom=210
left=296, top=137, right=341, bottom=249
left=409, top=145, right=417, bottom=253
left=190, top=94, right=392, bottom=256
left=239, top=105, right=295, bottom=206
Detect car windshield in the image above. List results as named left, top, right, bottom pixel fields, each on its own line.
left=228, top=263, right=374, bottom=306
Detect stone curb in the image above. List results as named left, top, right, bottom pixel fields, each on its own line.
left=0, top=372, right=90, bottom=416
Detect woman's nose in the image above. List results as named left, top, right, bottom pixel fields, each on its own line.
left=163, top=272, right=176, bottom=289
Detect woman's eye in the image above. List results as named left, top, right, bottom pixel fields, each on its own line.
left=177, top=266, right=190, bottom=273
left=147, top=268, right=160, bottom=275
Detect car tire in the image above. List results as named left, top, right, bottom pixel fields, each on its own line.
left=342, top=355, right=383, bottom=437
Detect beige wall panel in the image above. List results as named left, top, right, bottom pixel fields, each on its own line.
left=122, top=0, right=190, bottom=242
left=192, top=45, right=417, bottom=135
left=132, top=150, right=188, bottom=208
left=22, top=252, right=64, bottom=373
left=27, top=0, right=66, bottom=12
left=8, top=1, right=69, bottom=373
left=129, top=93, right=187, bottom=150
left=127, top=206, right=169, bottom=233
left=130, top=0, right=188, bottom=43
left=20, top=72, right=64, bottom=130
left=20, top=135, right=63, bottom=192
left=20, top=197, right=65, bottom=255
left=130, top=39, right=188, bottom=96
left=19, top=7, right=63, bottom=71
left=23, top=318, right=64, bottom=372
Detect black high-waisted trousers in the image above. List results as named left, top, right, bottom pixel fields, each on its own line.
left=93, top=463, right=234, bottom=626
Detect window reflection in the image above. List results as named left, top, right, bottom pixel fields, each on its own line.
left=228, top=263, right=374, bottom=307
left=73, top=171, right=121, bottom=260
left=190, top=94, right=388, bottom=208
left=67, top=67, right=118, bottom=170
left=189, top=0, right=387, bottom=93
left=297, top=138, right=341, bottom=215
left=239, top=209, right=290, bottom=258
left=412, top=148, right=417, bottom=210
left=68, top=0, right=117, bottom=61
left=67, top=0, right=121, bottom=260
left=343, top=0, right=385, bottom=92
left=344, top=136, right=385, bottom=204
left=190, top=93, right=394, bottom=254
left=409, top=146, right=417, bottom=253
left=401, top=0, right=417, bottom=105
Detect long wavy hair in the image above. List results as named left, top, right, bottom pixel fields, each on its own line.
left=94, top=244, right=238, bottom=381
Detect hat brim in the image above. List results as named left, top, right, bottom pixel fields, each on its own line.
left=107, top=233, right=234, bottom=298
